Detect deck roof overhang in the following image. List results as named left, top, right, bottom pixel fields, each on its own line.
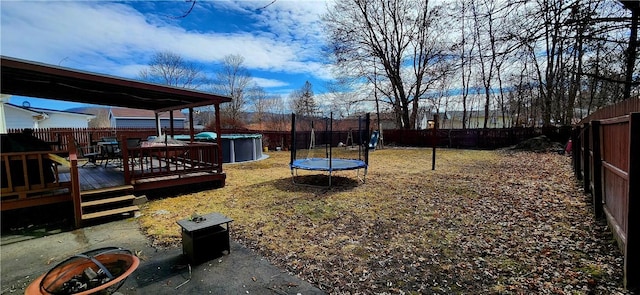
left=1, top=56, right=232, bottom=113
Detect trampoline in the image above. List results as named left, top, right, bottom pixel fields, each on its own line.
left=289, top=112, right=370, bottom=186
left=291, top=158, right=367, bottom=171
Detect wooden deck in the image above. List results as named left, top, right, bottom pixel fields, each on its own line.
left=2, top=139, right=226, bottom=228
left=58, top=161, right=225, bottom=193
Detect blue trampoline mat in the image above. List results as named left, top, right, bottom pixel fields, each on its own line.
left=291, top=158, right=367, bottom=171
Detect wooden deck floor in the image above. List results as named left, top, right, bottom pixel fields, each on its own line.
left=59, top=165, right=125, bottom=191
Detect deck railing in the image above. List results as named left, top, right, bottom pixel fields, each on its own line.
left=0, top=150, right=73, bottom=211
left=121, top=141, right=221, bottom=184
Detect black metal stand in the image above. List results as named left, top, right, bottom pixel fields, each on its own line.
left=176, top=212, right=233, bottom=263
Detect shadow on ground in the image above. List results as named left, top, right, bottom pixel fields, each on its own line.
left=266, top=175, right=363, bottom=193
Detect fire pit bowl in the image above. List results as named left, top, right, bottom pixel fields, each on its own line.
left=25, top=247, right=139, bottom=295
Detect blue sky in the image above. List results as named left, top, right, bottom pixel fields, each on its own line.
left=1, top=0, right=334, bottom=111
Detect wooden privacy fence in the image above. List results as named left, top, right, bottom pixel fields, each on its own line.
left=383, top=127, right=571, bottom=148
left=572, top=98, right=639, bottom=290
left=260, top=127, right=571, bottom=151
left=5, top=128, right=189, bottom=151
left=8, top=126, right=573, bottom=151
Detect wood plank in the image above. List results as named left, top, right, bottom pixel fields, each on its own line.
left=82, top=205, right=139, bottom=220
left=0, top=194, right=72, bottom=211
left=600, top=114, right=630, bottom=125
left=1, top=183, right=71, bottom=197
left=81, top=195, right=135, bottom=207
left=602, top=161, right=629, bottom=180
left=47, top=153, right=70, bottom=167
left=133, top=173, right=225, bottom=191
left=81, top=185, right=134, bottom=197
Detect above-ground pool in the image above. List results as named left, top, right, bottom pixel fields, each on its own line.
left=220, top=134, right=264, bottom=163
left=175, top=132, right=264, bottom=163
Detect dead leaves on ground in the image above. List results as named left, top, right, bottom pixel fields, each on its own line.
left=139, top=149, right=629, bottom=294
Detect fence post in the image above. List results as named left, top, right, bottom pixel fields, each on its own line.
left=624, top=112, right=639, bottom=290
left=582, top=123, right=591, bottom=193
left=572, top=126, right=582, bottom=180
left=590, top=120, right=603, bottom=219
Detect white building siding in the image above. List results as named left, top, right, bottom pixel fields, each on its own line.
left=38, top=113, right=91, bottom=128
left=1, top=103, right=94, bottom=130
left=4, top=105, right=37, bottom=129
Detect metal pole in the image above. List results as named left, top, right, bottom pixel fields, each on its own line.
left=291, top=113, right=296, bottom=166
left=432, top=114, right=438, bottom=171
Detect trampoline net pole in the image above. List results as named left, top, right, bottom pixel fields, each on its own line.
left=358, top=115, right=362, bottom=160
left=365, top=113, right=370, bottom=166
left=291, top=113, right=296, bottom=166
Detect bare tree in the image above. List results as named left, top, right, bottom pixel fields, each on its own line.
left=325, top=80, right=366, bottom=119
left=265, top=95, right=289, bottom=132
left=138, top=51, right=207, bottom=130
left=322, top=0, right=634, bottom=129
left=139, top=51, right=206, bottom=89
left=213, top=54, right=253, bottom=128
left=467, top=0, right=517, bottom=128
left=247, top=85, right=269, bottom=127
left=324, top=0, right=448, bottom=129
left=450, top=0, right=478, bottom=129
left=506, top=0, right=634, bottom=125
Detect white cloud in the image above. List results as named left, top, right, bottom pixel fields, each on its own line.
left=2, top=2, right=145, bottom=65
left=0, top=1, right=335, bottom=83
left=253, top=77, right=289, bottom=88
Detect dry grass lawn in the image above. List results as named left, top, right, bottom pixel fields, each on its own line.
left=138, top=148, right=629, bottom=294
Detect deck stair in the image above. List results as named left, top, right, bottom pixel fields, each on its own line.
left=80, top=185, right=139, bottom=222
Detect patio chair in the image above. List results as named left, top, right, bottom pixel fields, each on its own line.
left=74, top=140, right=102, bottom=167
left=101, top=141, right=122, bottom=168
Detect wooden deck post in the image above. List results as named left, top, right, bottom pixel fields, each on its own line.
left=67, top=135, right=83, bottom=228
left=121, top=136, right=131, bottom=185
left=214, top=103, right=223, bottom=173
left=189, top=108, right=195, bottom=143
left=624, top=112, right=639, bottom=290
left=590, top=120, right=603, bottom=219
left=169, top=110, right=175, bottom=138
